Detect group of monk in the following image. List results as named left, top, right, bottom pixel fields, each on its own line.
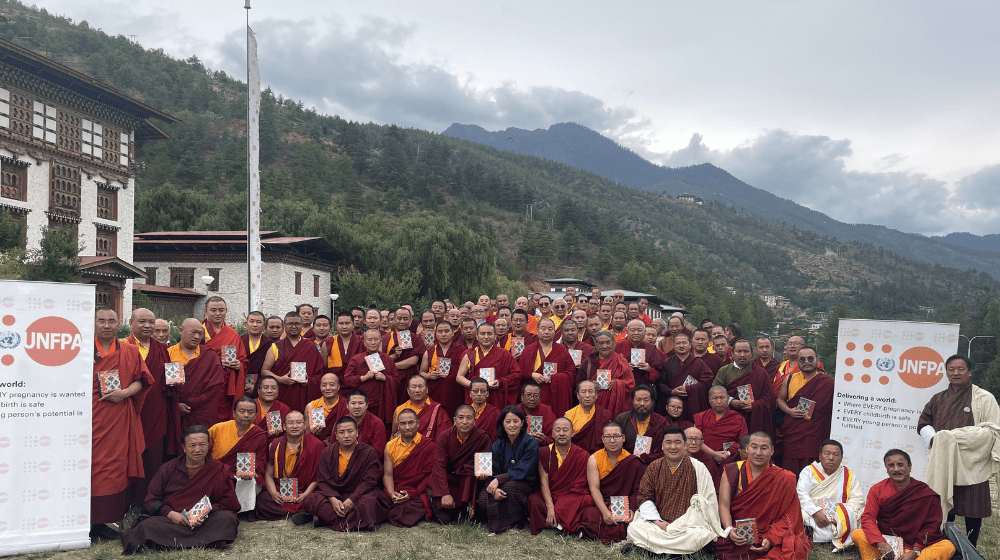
left=89, top=289, right=995, bottom=559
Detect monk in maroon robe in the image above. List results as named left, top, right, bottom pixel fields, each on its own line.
left=753, top=336, right=779, bottom=379
left=325, top=312, right=364, bottom=395
left=658, top=332, right=713, bottom=420
left=558, top=318, right=593, bottom=382
left=693, top=328, right=724, bottom=376
left=519, top=317, right=577, bottom=417
left=392, top=375, right=453, bottom=441
left=468, top=378, right=502, bottom=441
left=122, top=427, right=239, bottom=554
left=305, top=373, right=350, bottom=444
left=93, top=309, right=154, bottom=532
left=429, top=405, right=493, bottom=524
left=777, top=347, right=835, bottom=473
left=208, top=398, right=268, bottom=487
left=253, top=376, right=291, bottom=448
left=566, top=380, right=614, bottom=454
left=713, top=340, right=776, bottom=436
left=615, top=386, right=668, bottom=465
left=457, top=322, right=522, bottom=409
left=663, top=395, right=694, bottom=431
left=696, top=386, right=749, bottom=488
left=420, top=321, right=468, bottom=415
left=527, top=418, right=594, bottom=534
left=580, top=331, right=636, bottom=416
left=171, top=319, right=227, bottom=432
left=518, top=381, right=557, bottom=446
left=300, top=417, right=391, bottom=530
left=615, top=319, right=664, bottom=390
left=344, top=330, right=400, bottom=425
left=579, top=422, right=647, bottom=543
left=346, top=388, right=388, bottom=453
left=383, top=308, right=427, bottom=403
left=507, top=309, right=538, bottom=360
left=252, top=411, right=325, bottom=520
left=383, top=409, right=436, bottom=527
left=201, top=297, right=249, bottom=422
left=264, top=313, right=328, bottom=410
left=242, top=311, right=275, bottom=398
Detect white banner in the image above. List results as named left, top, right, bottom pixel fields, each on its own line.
left=0, top=280, right=94, bottom=557
left=247, top=26, right=262, bottom=313
left=830, top=318, right=959, bottom=496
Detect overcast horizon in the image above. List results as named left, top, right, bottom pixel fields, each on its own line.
left=33, top=0, right=1000, bottom=238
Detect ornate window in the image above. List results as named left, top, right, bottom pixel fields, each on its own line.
left=97, top=184, right=117, bottom=220
left=6, top=89, right=33, bottom=139
left=95, top=229, right=116, bottom=257
left=0, top=87, right=8, bottom=130
left=102, top=125, right=120, bottom=167
left=50, top=162, right=81, bottom=218
left=1, top=157, right=27, bottom=201
left=170, top=268, right=195, bottom=289
left=145, top=267, right=157, bottom=286
left=81, top=119, right=102, bottom=159
left=57, top=109, right=82, bottom=155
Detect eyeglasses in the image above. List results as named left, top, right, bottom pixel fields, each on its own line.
left=687, top=437, right=703, bottom=442
left=539, top=302, right=550, bottom=307
left=602, top=434, right=624, bottom=440
left=798, top=356, right=816, bottom=362
left=553, top=305, right=566, bottom=309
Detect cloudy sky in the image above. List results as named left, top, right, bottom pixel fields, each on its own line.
left=39, top=1, right=1000, bottom=237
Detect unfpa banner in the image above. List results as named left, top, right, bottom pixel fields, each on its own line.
left=0, top=280, right=94, bottom=557
left=830, top=318, right=959, bottom=496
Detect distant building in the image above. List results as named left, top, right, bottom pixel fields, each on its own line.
left=0, top=38, right=177, bottom=315
left=677, top=193, right=704, bottom=205
left=760, top=294, right=777, bottom=308
left=815, top=311, right=829, bottom=322
left=540, top=278, right=684, bottom=320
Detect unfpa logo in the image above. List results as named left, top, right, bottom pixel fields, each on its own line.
left=23, top=317, right=83, bottom=367
left=897, top=347, right=946, bottom=389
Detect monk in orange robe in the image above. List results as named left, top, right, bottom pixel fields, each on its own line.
left=253, top=376, right=291, bottom=448
left=566, top=380, right=613, bottom=454
left=468, top=378, right=501, bottom=441
left=392, top=375, right=453, bottom=441
left=456, top=322, right=522, bottom=409
left=419, top=320, right=467, bottom=415
left=304, top=373, right=349, bottom=444
left=252, top=411, right=325, bottom=521
left=262, top=312, right=327, bottom=412
left=242, top=311, right=275, bottom=397
left=325, top=311, right=364, bottom=392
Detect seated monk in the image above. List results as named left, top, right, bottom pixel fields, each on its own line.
left=475, top=406, right=540, bottom=534
left=418, top=320, right=467, bottom=415
left=527, top=417, right=594, bottom=535
left=252, top=376, right=291, bottom=448
left=456, top=322, right=522, bottom=409
left=346, top=389, right=387, bottom=452
left=428, top=405, right=492, bottom=524
left=713, top=339, right=776, bottom=435
left=624, top=427, right=727, bottom=556
left=518, top=317, right=576, bottom=417
left=684, top=426, right=720, bottom=487
left=392, top=375, right=452, bottom=441
left=383, top=409, right=436, bottom=527
left=657, top=332, right=712, bottom=420
left=343, top=329, right=400, bottom=425
left=850, top=449, right=955, bottom=560
left=566, top=380, right=613, bottom=454
left=696, top=386, right=749, bottom=488
left=579, top=421, right=647, bottom=543
left=250, top=411, right=324, bottom=521
left=615, top=319, right=663, bottom=390
left=615, top=385, right=668, bottom=465
left=518, top=381, right=556, bottom=446
left=207, top=398, right=267, bottom=512
left=663, top=395, right=694, bottom=431
left=261, top=312, right=327, bottom=411
left=579, top=330, right=635, bottom=416
left=298, top=417, right=390, bottom=530
left=122, top=426, right=239, bottom=555
left=468, top=377, right=501, bottom=440
left=716, top=432, right=810, bottom=560
left=171, top=319, right=227, bottom=431
left=304, top=373, right=348, bottom=445
left=797, top=440, right=864, bottom=551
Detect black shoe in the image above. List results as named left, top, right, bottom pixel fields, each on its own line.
left=313, top=516, right=326, bottom=528
left=89, top=523, right=119, bottom=541
left=621, top=543, right=636, bottom=556
left=290, top=512, right=313, bottom=526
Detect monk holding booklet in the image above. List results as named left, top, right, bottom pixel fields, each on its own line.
left=527, top=417, right=594, bottom=535
left=251, top=411, right=324, bottom=521
left=578, top=331, right=635, bottom=416
left=518, top=317, right=576, bottom=416
left=261, top=311, right=327, bottom=411
left=579, top=421, right=647, bottom=543
left=456, top=322, right=522, bottom=408
left=344, top=329, right=400, bottom=424
left=200, top=297, right=249, bottom=421
left=208, top=397, right=267, bottom=511
left=419, top=320, right=467, bottom=414
left=171, top=319, right=227, bottom=431
left=383, top=409, right=436, bottom=527
left=304, top=373, right=349, bottom=444
left=429, top=405, right=493, bottom=524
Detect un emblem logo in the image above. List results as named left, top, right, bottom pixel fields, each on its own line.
left=876, top=357, right=895, bottom=372
left=0, top=331, right=20, bottom=349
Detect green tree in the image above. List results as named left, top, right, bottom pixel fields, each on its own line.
left=26, top=226, right=80, bottom=282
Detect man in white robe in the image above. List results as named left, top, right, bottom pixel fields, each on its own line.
left=796, top=439, right=864, bottom=550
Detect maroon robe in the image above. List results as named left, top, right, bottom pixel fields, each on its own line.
left=241, top=334, right=275, bottom=398
left=253, top=399, right=292, bottom=448
left=658, top=353, right=713, bottom=420
left=271, top=336, right=328, bottom=412
left=210, top=423, right=268, bottom=486
left=310, top=397, right=349, bottom=444
left=467, top=345, right=522, bottom=408
left=615, top=410, right=668, bottom=465
left=696, top=351, right=724, bottom=375
left=615, top=339, right=663, bottom=390
left=399, top=399, right=453, bottom=441
left=518, top=402, right=557, bottom=445
left=754, top=356, right=779, bottom=380
left=716, top=462, right=810, bottom=560
left=386, top=436, right=436, bottom=527
left=202, top=321, right=249, bottom=422
left=343, top=351, right=400, bottom=425
left=721, top=364, right=776, bottom=436
left=504, top=330, right=538, bottom=354
left=429, top=426, right=493, bottom=505
left=695, top=408, right=748, bottom=488
left=175, top=349, right=227, bottom=432
left=562, top=340, right=594, bottom=380
left=425, top=342, right=468, bottom=415
left=356, top=412, right=388, bottom=453
left=863, top=478, right=947, bottom=550
left=383, top=330, right=427, bottom=402
left=579, top=454, right=647, bottom=543
left=252, top=433, right=325, bottom=518
left=472, top=402, right=501, bottom=441
left=780, top=373, right=835, bottom=471
left=579, top=350, right=635, bottom=416
left=324, top=333, right=364, bottom=393
left=569, top=406, right=614, bottom=454
left=518, top=342, right=577, bottom=417
left=528, top=444, right=594, bottom=534
left=304, top=442, right=391, bottom=530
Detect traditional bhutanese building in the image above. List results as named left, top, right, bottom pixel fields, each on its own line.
left=0, top=38, right=177, bottom=315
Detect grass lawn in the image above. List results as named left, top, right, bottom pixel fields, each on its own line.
left=18, top=513, right=999, bottom=560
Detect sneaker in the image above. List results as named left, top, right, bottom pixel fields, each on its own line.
left=290, top=512, right=313, bottom=526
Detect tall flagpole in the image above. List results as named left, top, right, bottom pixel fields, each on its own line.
left=246, top=0, right=262, bottom=314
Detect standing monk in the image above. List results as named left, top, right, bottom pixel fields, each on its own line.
left=242, top=311, right=275, bottom=398
left=152, top=319, right=171, bottom=345
left=383, top=308, right=427, bottom=402
left=456, top=322, right=522, bottom=409
left=753, top=336, right=779, bottom=379
left=343, top=329, right=399, bottom=425
left=326, top=312, right=364, bottom=390
left=518, top=317, right=576, bottom=417
left=658, top=332, right=712, bottom=420
left=419, top=320, right=467, bottom=415
left=692, top=329, right=723, bottom=376
left=579, top=330, right=635, bottom=416
left=201, top=297, right=249, bottom=422
left=713, top=339, right=775, bottom=436
left=92, top=308, right=153, bottom=540
left=616, top=319, right=663, bottom=390
left=428, top=405, right=492, bottom=524
left=261, top=312, right=327, bottom=411
left=566, top=380, right=614, bottom=454
left=171, top=319, right=227, bottom=431
left=559, top=319, right=593, bottom=380
left=777, top=346, right=834, bottom=473
left=297, top=303, right=316, bottom=339
left=383, top=409, right=436, bottom=527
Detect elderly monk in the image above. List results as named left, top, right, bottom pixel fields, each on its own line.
left=343, top=330, right=400, bottom=425
left=304, top=373, right=349, bottom=445
left=171, top=318, right=227, bottom=431
left=364, top=309, right=381, bottom=335
left=796, top=439, right=864, bottom=550
left=684, top=426, right=720, bottom=490
left=518, top=381, right=557, bottom=446
left=252, top=376, right=291, bottom=448
left=566, top=380, right=614, bottom=454
left=579, top=422, right=647, bottom=543
left=92, top=308, right=153, bottom=539
left=852, top=449, right=955, bottom=560
left=919, top=354, right=1000, bottom=547
left=326, top=311, right=364, bottom=388
left=242, top=311, right=274, bottom=397
left=261, top=311, right=327, bottom=411
left=716, top=432, right=810, bottom=560
left=152, top=319, right=171, bottom=345
left=527, top=417, right=593, bottom=535
left=624, top=427, right=727, bottom=556
left=616, top=319, right=663, bottom=390
left=664, top=395, right=694, bottom=431
left=518, top=317, right=576, bottom=416
left=579, top=330, right=635, bottom=416
left=383, top=307, right=427, bottom=401
left=777, top=346, right=835, bottom=473
left=696, top=386, right=749, bottom=488
left=208, top=397, right=267, bottom=511
left=753, top=336, right=779, bottom=379
left=121, top=308, right=177, bottom=503
left=656, top=316, right=685, bottom=356
left=475, top=406, right=540, bottom=534
left=201, top=297, right=249, bottom=422
left=713, top=339, right=776, bottom=435
left=456, top=322, right=522, bottom=408
left=658, top=332, right=713, bottom=420
left=249, top=411, right=324, bottom=521
left=383, top=409, right=436, bottom=527
left=428, top=404, right=492, bottom=524
left=616, top=385, right=668, bottom=464
left=298, top=417, right=391, bottom=530
left=122, top=426, right=238, bottom=554
left=468, top=377, right=501, bottom=440
left=392, top=375, right=452, bottom=440
left=346, top=389, right=387, bottom=452
left=419, top=320, right=467, bottom=415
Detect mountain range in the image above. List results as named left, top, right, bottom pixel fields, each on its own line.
left=444, top=122, right=1000, bottom=279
